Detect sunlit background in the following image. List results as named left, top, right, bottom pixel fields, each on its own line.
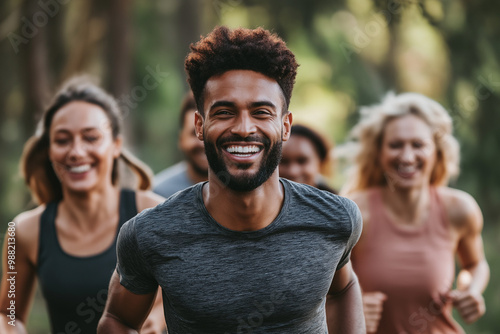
left=1, top=0, right=499, bottom=332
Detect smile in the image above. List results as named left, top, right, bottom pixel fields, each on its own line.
left=67, top=164, right=92, bottom=173
left=395, top=164, right=423, bottom=179
left=398, top=165, right=417, bottom=173
left=225, top=145, right=262, bottom=157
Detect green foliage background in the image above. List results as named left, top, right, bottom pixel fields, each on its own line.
left=0, top=0, right=499, bottom=332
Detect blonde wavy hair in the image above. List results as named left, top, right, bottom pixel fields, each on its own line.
left=341, top=92, right=460, bottom=195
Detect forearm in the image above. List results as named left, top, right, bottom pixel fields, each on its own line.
left=0, top=314, right=27, bottom=334
left=326, top=274, right=366, bottom=333
left=97, top=313, right=139, bottom=334
left=458, top=259, right=489, bottom=294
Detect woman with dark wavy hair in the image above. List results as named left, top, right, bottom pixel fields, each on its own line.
left=0, top=77, right=165, bottom=333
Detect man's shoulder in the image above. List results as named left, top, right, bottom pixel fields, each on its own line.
left=155, top=161, right=187, bottom=178
left=153, top=161, right=193, bottom=197
left=134, top=183, right=202, bottom=229
left=283, top=178, right=350, bottom=210
left=154, top=161, right=189, bottom=185
left=283, top=178, right=360, bottom=230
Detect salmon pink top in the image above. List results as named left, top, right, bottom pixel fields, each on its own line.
left=352, top=187, right=464, bottom=334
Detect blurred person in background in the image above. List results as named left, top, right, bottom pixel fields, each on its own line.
left=342, top=92, right=490, bottom=333
left=279, top=124, right=337, bottom=193
left=0, top=77, right=166, bottom=334
left=153, top=91, right=208, bottom=198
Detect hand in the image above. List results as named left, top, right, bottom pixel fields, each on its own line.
left=446, top=289, right=485, bottom=324
left=362, top=291, right=387, bottom=333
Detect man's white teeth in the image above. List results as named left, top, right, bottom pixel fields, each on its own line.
left=226, top=145, right=260, bottom=154
left=69, top=164, right=91, bottom=173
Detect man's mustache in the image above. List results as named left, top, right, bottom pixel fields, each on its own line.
left=216, top=135, right=270, bottom=146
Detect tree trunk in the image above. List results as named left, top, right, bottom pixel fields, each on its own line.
left=20, top=0, right=52, bottom=135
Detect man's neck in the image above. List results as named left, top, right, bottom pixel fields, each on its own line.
left=202, top=172, right=284, bottom=231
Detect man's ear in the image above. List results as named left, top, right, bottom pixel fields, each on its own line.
left=282, top=112, right=293, bottom=141
left=194, top=111, right=204, bottom=140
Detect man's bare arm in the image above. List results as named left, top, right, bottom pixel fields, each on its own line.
left=326, top=262, right=365, bottom=333
left=97, top=271, right=157, bottom=333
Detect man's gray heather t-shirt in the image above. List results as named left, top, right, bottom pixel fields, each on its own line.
left=116, top=178, right=362, bottom=334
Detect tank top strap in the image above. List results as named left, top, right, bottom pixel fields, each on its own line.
left=38, top=190, right=136, bottom=263
left=36, top=191, right=135, bottom=334
left=367, top=188, right=388, bottom=238
left=429, top=187, right=448, bottom=226
left=38, top=201, right=59, bottom=266
left=427, top=187, right=454, bottom=248
left=119, top=188, right=137, bottom=227
left=368, top=187, right=388, bottom=223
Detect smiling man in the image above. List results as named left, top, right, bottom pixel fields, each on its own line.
left=98, top=26, right=365, bottom=333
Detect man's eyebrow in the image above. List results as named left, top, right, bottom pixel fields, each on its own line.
left=249, top=101, right=277, bottom=109
left=210, top=100, right=277, bottom=110
left=210, top=100, right=236, bottom=109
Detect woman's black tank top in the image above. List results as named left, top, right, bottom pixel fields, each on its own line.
left=37, top=189, right=137, bottom=334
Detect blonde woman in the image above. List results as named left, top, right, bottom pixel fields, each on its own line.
left=0, top=77, right=165, bottom=333
left=343, top=93, right=489, bottom=333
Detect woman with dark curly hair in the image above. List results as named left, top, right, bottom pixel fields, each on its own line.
left=0, top=77, right=166, bottom=333
left=343, top=92, right=489, bottom=333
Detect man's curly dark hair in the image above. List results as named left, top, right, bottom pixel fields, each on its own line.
left=185, top=26, right=299, bottom=115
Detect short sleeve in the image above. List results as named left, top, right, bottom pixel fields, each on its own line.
left=336, top=197, right=363, bottom=270
left=116, top=217, right=158, bottom=294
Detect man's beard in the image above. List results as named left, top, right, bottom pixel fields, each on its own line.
left=204, top=134, right=282, bottom=192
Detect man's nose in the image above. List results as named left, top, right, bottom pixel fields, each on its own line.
left=230, top=112, right=257, bottom=138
